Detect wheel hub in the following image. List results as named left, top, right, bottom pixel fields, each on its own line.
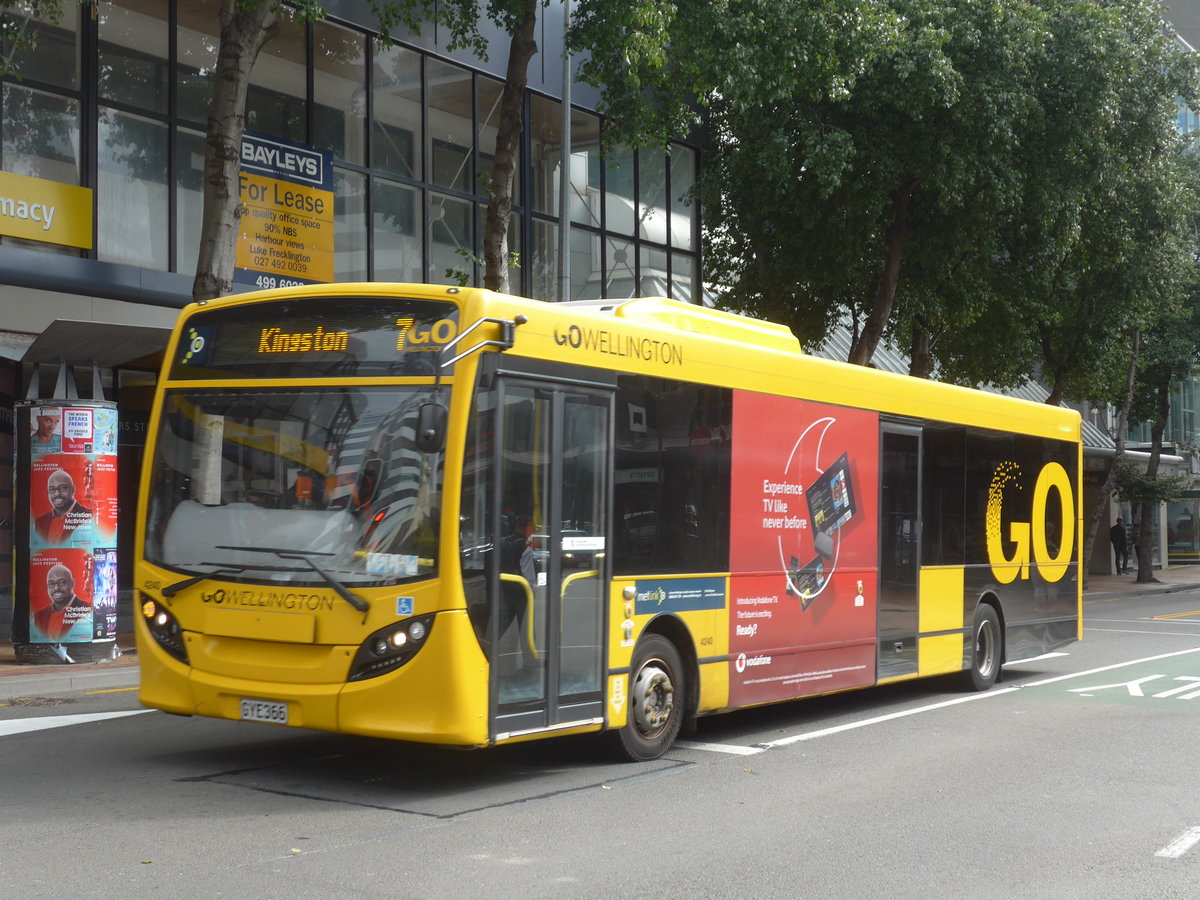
left=632, top=661, right=674, bottom=734
left=975, top=618, right=997, bottom=677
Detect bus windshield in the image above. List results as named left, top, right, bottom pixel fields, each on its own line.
left=143, top=385, right=443, bottom=587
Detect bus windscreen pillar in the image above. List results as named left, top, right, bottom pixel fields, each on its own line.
left=11, top=401, right=120, bottom=664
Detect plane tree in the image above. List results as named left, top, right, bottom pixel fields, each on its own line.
left=920, top=0, right=1198, bottom=400
left=1118, top=143, right=1200, bottom=583
left=573, top=0, right=1199, bottom=386
left=574, top=0, right=1047, bottom=364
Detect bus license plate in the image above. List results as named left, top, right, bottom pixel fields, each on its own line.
left=240, top=698, right=288, bottom=725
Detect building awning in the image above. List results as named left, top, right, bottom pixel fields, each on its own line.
left=21, top=319, right=172, bottom=369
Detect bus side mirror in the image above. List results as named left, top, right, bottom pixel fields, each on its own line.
left=415, top=401, right=448, bottom=453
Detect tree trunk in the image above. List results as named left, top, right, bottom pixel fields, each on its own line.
left=483, top=0, right=538, bottom=294
left=1081, top=329, right=1139, bottom=589
left=908, top=318, right=931, bottom=378
left=848, top=178, right=916, bottom=366
left=1135, top=385, right=1170, bottom=584
left=192, top=0, right=279, bottom=303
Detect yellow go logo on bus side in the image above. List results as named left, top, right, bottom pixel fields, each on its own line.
left=986, top=461, right=1074, bottom=584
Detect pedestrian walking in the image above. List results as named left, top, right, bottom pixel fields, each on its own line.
left=1111, top=516, right=1129, bottom=575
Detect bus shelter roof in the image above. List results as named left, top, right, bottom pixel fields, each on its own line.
left=21, top=319, right=171, bottom=369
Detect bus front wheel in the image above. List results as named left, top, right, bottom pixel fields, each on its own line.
left=613, top=634, right=685, bottom=761
left=962, top=603, right=1001, bottom=691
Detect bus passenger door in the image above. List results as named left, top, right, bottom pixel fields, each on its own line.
left=878, top=423, right=921, bottom=680
left=493, top=380, right=610, bottom=739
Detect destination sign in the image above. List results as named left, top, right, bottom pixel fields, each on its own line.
left=170, top=297, right=460, bottom=379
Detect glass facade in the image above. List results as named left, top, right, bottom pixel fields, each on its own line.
left=0, top=1, right=700, bottom=303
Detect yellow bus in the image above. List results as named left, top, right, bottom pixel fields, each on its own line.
left=135, top=284, right=1081, bottom=760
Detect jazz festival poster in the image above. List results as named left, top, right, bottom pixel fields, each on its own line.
left=25, top=403, right=118, bottom=643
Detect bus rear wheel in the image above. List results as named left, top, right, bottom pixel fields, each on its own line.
left=962, top=603, right=1001, bottom=691
left=613, top=634, right=685, bottom=761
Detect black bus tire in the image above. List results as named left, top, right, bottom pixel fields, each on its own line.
left=962, top=603, right=1001, bottom=692
left=612, top=634, right=685, bottom=761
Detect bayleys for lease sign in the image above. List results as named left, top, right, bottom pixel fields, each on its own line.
left=235, top=132, right=334, bottom=288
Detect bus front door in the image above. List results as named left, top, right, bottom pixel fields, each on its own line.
left=878, top=423, right=921, bottom=680
left=492, top=381, right=610, bottom=740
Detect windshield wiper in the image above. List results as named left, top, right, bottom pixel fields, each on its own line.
left=163, top=565, right=250, bottom=598
left=215, top=545, right=370, bottom=613
left=162, top=561, right=328, bottom=598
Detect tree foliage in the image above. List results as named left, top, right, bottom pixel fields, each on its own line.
left=930, top=0, right=1199, bottom=403
left=574, top=0, right=1200, bottom=396
left=1115, top=142, right=1200, bottom=580
left=0, top=0, right=82, bottom=77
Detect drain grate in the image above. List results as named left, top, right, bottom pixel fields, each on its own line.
left=6, top=696, right=75, bottom=707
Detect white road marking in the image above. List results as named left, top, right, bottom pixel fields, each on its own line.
left=1156, top=826, right=1200, bottom=859
left=1067, top=675, right=1163, bottom=698
left=0, top=709, right=150, bottom=737
left=673, top=739, right=763, bottom=756
left=684, top=646, right=1200, bottom=755
left=1088, top=629, right=1200, bottom=636
left=762, top=688, right=1021, bottom=748
left=1024, top=645, right=1200, bottom=687
left=1005, top=652, right=1069, bottom=664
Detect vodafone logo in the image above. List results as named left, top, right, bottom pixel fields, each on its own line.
left=734, top=652, right=772, bottom=674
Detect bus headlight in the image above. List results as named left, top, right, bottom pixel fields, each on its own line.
left=139, top=594, right=189, bottom=664
left=349, top=614, right=435, bottom=681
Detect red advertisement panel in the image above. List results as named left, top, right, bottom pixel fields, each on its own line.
left=728, top=391, right=880, bottom=706
left=59, top=405, right=95, bottom=454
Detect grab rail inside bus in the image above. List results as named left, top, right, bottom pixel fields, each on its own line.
left=561, top=569, right=599, bottom=595
left=496, top=569, right=602, bottom=666
left=499, top=572, right=542, bottom=661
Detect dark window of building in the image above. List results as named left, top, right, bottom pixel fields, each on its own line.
left=98, top=1, right=168, bottom=113
left=9, top=6, right=79, bottom=91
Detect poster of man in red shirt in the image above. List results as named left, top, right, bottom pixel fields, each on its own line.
left=29, top=550, right=94, bottom=643
left=29, top=454, right=116, bottom=548
left=34, top=467, right=93, bottom=544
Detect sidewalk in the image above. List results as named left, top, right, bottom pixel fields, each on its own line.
left=0, top=631, right=138, bottom=701
left=1081, top=563, right=1200, bottom=600
left=2, top=567, right=1200, bottom=702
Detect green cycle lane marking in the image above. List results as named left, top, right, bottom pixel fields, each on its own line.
left=1024, top=645, right=1200, bottom=706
